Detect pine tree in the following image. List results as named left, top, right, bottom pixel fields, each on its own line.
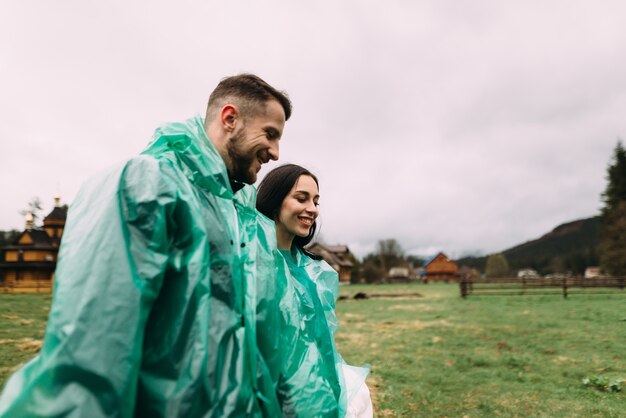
left=599, top=141, right=626, bottom=275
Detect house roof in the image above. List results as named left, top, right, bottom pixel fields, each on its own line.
left=4, top=230, right=54, bottom=250
left=25, top=230, right=52, bottom=246
left=307, top=243, right=354, bottom=268
left=423, top=251, right=446, bottom=267
left=44, top=206, right=68, bottom=222
left=323, top=245, right=350, bottom=254
left=423, top=251, right=459, bottom=268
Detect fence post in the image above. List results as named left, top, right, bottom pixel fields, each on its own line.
left=460, top=279, right=466, bottom=298
left=562, top=277, right=568, bottom=299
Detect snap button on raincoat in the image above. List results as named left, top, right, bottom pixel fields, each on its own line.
left=0, top=116, right=280, bottom=417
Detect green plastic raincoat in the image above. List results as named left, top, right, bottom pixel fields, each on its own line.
left=255, top=215, right=369, bottom=418
left=0, top=116, right=281, bottom=417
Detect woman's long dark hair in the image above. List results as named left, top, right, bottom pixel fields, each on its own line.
left=256, top=164, right=320, bottom=251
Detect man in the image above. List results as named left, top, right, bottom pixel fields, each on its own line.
left=0, top=74, right=291, bottom=417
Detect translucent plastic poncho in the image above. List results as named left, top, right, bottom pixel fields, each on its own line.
left=0, top=116, right=281, bottom=417
left=255, top=215, right=369, bottom=418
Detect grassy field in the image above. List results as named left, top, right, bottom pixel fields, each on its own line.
left=335, top=283, right=625, bottom=417
left=0, top=293, right=50, bottom=384
left=0, top=285, right=624, bottom=417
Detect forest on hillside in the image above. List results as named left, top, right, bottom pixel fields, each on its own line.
left=456, top=217, right=600, bottom=276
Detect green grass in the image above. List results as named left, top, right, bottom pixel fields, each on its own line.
left=1, top=286, right=624, bottom=417
left=0, top=293, right=50, bottom=384
left=336, top=283, right=625, bottom=417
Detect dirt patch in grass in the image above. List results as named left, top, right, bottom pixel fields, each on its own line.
left=0, top=338, right=42, bottom=353
left=493, top=392, right=542, bottom=412
left=1, top=314, right=35, bottom=326
left=368, top=295, right=423, bottom=300
left=342, top=313, right=367, bottom=321
left=337, top=331, right=369, bottom=347
left=366, top=373, right=383, bottom=416
left=16, top=338, right=42, bottom=352
left=372, top=319, right=450, bottom=333
left=552, top=355, right=575, bottom=364
left=387, top=304, right=434, bottom=312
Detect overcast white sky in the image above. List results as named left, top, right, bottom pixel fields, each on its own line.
left=2, top=1, right=625, bottom=259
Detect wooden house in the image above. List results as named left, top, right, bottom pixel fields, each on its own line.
left=423, top=252, right=458, bottom=282
left=306, top=243, right=354, bottom=283
left=0, top=195, right=67, bottom=292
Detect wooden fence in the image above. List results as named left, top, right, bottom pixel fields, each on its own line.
left=460, top=277, right=626, bottom=299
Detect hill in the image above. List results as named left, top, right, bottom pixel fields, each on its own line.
left=456, top=216, right=600, bottom=275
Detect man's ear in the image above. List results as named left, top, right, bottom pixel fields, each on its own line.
left=220, top=104, right=239, bottom=132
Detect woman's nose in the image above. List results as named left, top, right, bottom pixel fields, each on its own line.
left=307, top=203, right=319, bottom=216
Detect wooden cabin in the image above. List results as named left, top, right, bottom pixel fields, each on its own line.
left=0, top=195, right=67, bottom=292
left=306, top=243, right=354, bottom=283
left=423, top=252, right=458, bottom=283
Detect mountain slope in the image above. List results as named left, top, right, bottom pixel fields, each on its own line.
left=456, top=216, right=600, bottom=275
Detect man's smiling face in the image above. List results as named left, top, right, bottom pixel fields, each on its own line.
left=227, top=99, right=285, bottom=184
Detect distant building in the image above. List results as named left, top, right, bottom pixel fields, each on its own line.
left=387, top=266, right=410, bottom=283
left=410, top=267, right=424, bottom=281
left=423, top=252, right=458, bottom=282
left=517, top=268, right=540, bottom=279
left=0, top=195, right=67, bottom=292
left=306, top=243, right=354, bottom=283
left=584, top=266, right=601, bottom=279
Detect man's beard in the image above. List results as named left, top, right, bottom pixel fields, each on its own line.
left=227, top=128, right=256, bottom=184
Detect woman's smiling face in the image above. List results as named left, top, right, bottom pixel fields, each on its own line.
left=276, top=174, right=320, bottom=244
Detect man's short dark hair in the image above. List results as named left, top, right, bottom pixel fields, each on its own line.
left=207, top=74, right=292, bottom=122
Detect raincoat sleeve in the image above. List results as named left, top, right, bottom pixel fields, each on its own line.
left=307, top=261, right=340, bottom=335
left=253, top=214, right=282, bottom=380
left=0, top=156, right=177, bottom=418
left=252, top=214, right=284, bottom=415
left=305, top=260, right=371, bottom=408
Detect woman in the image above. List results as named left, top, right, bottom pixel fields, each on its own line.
left=256, top=164, right=372, bottom=418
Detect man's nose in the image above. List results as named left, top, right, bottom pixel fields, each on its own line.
left=268, top=141, right=279, bottom=161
